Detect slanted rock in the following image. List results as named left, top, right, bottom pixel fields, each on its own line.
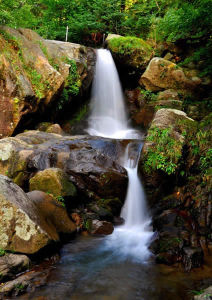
left=0, top=254, right=30, bottom=282
left=140, top=57, right=201, bottom=92
left=27, top=191, right=76, bottom=235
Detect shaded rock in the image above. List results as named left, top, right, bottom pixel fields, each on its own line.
left=29, top=168, right=77, bottom=197
left=0, top=269, right=49, bottom=298
left=89, top=203, right=113, bottom=221
left=37, top=123, right=64, bottom=135
left=140, top=57, right=201, bottom=92
left=0, top=254, right=30, bottom=282
left=182, top=247, right=204, bottom=272
left=157, top=89, right=180, bottom=101
left=91, top=220, right=114, bottom=235
left=27, top=191, right=76, bottom=235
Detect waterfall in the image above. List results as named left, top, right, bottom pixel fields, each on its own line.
left=121, top=143, right=149, bottom=228
left=87, top=49, right=139, bottom=139
left=87, top=49, right=153, bottom=262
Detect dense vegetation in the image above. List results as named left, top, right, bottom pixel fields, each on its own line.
left=0, top=0, right=211, bottom=76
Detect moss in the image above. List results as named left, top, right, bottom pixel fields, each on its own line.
left=57, top=59, right=81, bottom=110
left=69, top=104, right=88, bottom=126
left=108, top=36, right=152, bottom=68
left=109, top=36, right=152, bottom=56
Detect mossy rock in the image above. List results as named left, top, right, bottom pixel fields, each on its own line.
left=108, top=36, right=152, bottom=69
left=29, top=168, right=77, bottom=197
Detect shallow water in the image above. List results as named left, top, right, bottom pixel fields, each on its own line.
left=22, top=235, right=212, bottom=300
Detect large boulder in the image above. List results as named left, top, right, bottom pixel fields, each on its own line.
left=0, top=26, right=95, bottom=139
left=139, top=57, right=201, bottom=92
left=0, top=175, right=76, bottom=254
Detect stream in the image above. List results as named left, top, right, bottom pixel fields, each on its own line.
left=22, top=235, right=212, bottom=300
left=16, top=49, right=212, bottom=299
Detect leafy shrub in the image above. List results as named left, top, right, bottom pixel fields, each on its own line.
left=144, top=126, right=182, bottom=175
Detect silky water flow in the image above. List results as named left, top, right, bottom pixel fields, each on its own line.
left=87, top=49, right=153, bottom=262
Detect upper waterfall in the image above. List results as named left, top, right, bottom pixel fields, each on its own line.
left=87, top=49, right=139, bottom=139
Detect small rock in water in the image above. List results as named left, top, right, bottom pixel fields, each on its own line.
left=91, top=220, right=114, bottom=235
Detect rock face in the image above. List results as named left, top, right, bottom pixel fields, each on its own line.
left=0, top=26, right=95, bottom=139
left=140, top=57, right=201, bottom=92
left=0, top=254, right=30, bottom=282
left=0, top=175, right=76, bottom=254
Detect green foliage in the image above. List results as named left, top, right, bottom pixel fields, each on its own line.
left=144, top=126, right=182, bottom=175
left=56, top=195, right=65, bottom=207
left=57, top=59, right=80, bottom=110
left=140, top=90, right=157, bottom=103
left=0, top=248, right=6, bottom=256
left=157, top=0, right=212, bottom=42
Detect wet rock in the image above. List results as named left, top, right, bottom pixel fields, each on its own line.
left=91, top=220, right=114, bottom=235
left=0, top=131, right=128, bottom=201
left=140, top=57, right=201, bottom=92
left=0, top=269, right=49, bottom=298
left=0, top=254, right=30, bottom=282
left=29, top=168, right=77, bottom=197
left=182, top=247, right=204, bottom=272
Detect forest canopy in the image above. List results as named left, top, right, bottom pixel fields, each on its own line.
left=0, top=0, right=211, bottom=75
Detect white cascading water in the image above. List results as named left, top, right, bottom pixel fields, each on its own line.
left=87, top=49, right=153, bottom=262
left=87, top=49, right=138, bottom=139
